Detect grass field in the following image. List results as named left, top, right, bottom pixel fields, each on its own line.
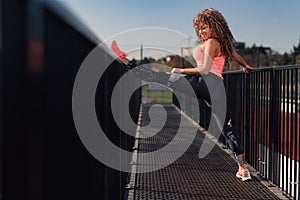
left=142, top=89, right=173, bottom=104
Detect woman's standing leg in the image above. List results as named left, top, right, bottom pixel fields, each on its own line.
left=222, top=103, right=251, bottom=181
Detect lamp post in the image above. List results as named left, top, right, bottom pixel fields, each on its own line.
left=181, top=46, right=193, bottom=68
left=256, top=46, right=271, bottom=67
left=180, top=36, right=194, bottom=68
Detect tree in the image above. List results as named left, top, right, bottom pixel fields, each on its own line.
left=296, top=54, right=300, bottom=64
left=234, top=43, right=272, bottom=68
left=292, top=37, right=300, bottom=64
left=278, top=52, right=293, bottom=66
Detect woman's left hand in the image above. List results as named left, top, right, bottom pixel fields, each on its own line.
left=171, top=68, right=184, bottom=74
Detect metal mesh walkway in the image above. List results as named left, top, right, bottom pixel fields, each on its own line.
left=126, top=104, right=287, bottom=200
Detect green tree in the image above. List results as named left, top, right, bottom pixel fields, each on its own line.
left=278, top=52, right=293, bottom=65
left=292, top=37, right=300, bottom=64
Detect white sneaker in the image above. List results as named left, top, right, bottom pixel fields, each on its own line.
left=236, top=169, right=252, bottom=181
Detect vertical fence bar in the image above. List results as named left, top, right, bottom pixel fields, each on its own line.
left=284, top=69, right=288, bottom=194
left=251, top=73, right=256, bottom=168
left=284, top=69, right=289, bottom=195
left=270, top=69, right=279, bottom=184
left=265, top=71, right=269, bottom=179
left=245, top=73, right=251, bottom=164
left=250, top=72, right=256, bottom=168
left=261, top=71, right=265, bottom=176
left=278, top=69, right=283, bottom=188
left=295, top=68, right=298, bottom=199
left=292, top=68, right=298, bottom=199
left=242, top=74, right=246, bottom=145
left=267, top=71, right=270, bottom=178
left=285, top=70, right=292, bottom=196
left=2, top=0, right=27, bottom=198
left=282, top=70, right=285, bottom=192
left=260, top=72, right=263, bottom=175
left=275, top=69, right=282, bottom=186
left=248, top=74, right=252, bottom=165
left=291, top=68, right=295, bottom=197
left=0, top=0, right=2, bottom=197
left=255, top=72, right=258, bottom=170
left=255, top=72, right=260, bottom=173
left=296, top=68, right=299, bottom=200
left=26, top=0, right=46, bottom=199
left=259, top=72, right=264, bottom=176
left=275, top=69, right=281, bottom=186
left=289, top=68, right=293, bottom=197
left=264, top=71, right=268, bottom=177
left=264, top=71, right=268, bottom=178
left=266, top=71, right=269, bottom=179
left=269, top=70, right=273, bottom=180
left=288, top=69, right=293, bottom=197
left=237, top=74, right=243, bottom=142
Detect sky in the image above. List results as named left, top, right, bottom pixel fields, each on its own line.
left=57, top=0, right=300, bottom=59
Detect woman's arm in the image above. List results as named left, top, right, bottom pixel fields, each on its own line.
left=232, top=50, right=254, bottom=73
left=171, top=67, right=200, bottom=75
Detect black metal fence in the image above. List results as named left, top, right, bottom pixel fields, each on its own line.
left=0, top=0, right=140, bottom=199
left=174, top=65, right=300, bottom=199
left=226, top=65, right=299, bottom=200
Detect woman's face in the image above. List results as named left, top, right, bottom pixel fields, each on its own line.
left=197, top=23, right=212, bottom=41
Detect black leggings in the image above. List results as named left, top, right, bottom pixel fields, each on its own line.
left=127, top=63, right=244, bottom=155
left=170, top=73, right=244, bottom=156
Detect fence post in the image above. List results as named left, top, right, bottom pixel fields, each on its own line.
left=244, top=73, right=251, bottom=162
left=269, top=68, right=280, bottom=183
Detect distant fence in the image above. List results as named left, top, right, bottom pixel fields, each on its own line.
left=0, top=1, right=140, bottom=200
left=174, top=65, right=300, bottom=199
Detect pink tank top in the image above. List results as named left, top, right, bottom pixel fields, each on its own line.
left=193, top=45, right=225, bottom=79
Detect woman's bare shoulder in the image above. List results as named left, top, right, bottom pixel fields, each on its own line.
left=205, top=39, right=221, bottom=56
left=206, top=38, right=220, bottom=46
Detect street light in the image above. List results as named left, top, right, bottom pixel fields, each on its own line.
left=256, top=46, right=271, bottom=67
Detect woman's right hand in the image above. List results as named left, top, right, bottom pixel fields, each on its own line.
left=243, top=65, right=254, bottom=73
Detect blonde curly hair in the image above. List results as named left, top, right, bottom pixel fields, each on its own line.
left=193, top=8, right=235, bottom=59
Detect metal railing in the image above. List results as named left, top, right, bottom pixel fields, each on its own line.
left=0, top=0, right=141, bottom=199
left=174, top=65, right=300, bottom=199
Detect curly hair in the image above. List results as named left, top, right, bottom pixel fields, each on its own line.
left=193, top=8, right=235, bottom=59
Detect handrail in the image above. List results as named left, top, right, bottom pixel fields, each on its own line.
left=223, top=64, right=300, bottom=75
left=44, top=0, right=100, bottom=44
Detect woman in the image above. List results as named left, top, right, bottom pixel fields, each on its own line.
left=171, top=8, right=253, bottom=181
left=112, top=8, right=253, bottom=181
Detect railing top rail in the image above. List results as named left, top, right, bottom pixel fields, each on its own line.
left=223, top=64, right=300, bottom=75
left=44, top=0, right=100, bottom=45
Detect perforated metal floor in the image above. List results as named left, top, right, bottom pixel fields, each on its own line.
left=128, top=104, right=285, bottom=200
